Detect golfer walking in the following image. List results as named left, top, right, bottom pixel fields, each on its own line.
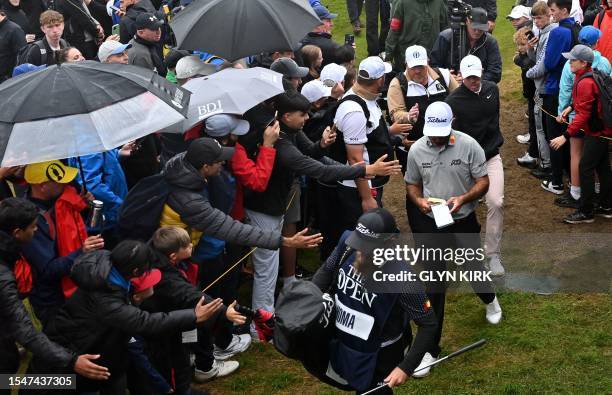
left=404, top=102, right=502, bottom=377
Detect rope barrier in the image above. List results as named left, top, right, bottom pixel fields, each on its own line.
left=538, top=105, right=612, bottom=142
left=202, top=189, right=299, bottom=294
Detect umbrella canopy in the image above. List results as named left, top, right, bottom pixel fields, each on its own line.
left=171, top=0, right=321, bottom=61
left=0, top=61, right=190, bottom=166
left=165, top=67, right=284, bottom=133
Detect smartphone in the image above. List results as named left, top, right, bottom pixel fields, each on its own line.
left=344, top=34, right=354, bottom=46
left=526, top=30, right=535, bottom=40
left=265, top=110, right=278, bottom=129
left=111, top=23, right=120, bottom=36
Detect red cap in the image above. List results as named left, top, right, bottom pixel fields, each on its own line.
left=131, top=269, right=161, bottom=293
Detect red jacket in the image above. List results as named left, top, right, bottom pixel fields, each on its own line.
left=566, top=67, right=612, bottom=137
left=229, top=142, right=276, bottom=220
left=594, top=4, right=612, bottom=62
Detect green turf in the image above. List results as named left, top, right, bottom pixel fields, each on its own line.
left=206, top=0, right=612, bottom=393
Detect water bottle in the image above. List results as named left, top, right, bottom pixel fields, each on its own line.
left=87, top=200, right=105, bottom=235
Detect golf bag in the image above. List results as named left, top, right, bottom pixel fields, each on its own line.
left=274, top=246, right=353, bottom=391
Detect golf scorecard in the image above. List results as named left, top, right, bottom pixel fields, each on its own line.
left=428, top=198, right=455, bottom=229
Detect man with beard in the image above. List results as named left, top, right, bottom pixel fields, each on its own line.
left=404, top=102, right=501, bottom=377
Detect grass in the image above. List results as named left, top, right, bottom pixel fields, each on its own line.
left=206, top=0, right=612, bottom=394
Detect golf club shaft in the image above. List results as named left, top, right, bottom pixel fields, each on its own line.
left=360, top=339, right=487, bottom=395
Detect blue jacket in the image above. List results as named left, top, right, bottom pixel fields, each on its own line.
left=558, top=50, right=612, bottom=121
left=21, top=198, right=82, bottom=320
left=69, top=151, right=128, bottom=229
left=543, top=18, right=576, bottom=95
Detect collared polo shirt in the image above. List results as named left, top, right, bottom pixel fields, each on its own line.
left=404, top=130, right=488, bottom=219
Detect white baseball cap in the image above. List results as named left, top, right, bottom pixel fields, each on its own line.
left=175, top=55, right=218, bottom=79
left=301, top=80, right=332, bottom=103
left=506, top=5, right=531, bottom=20
left=205, top=114, right=250, bottom=137
left=320, top=63, right=347, bottom=86
left=98, top=41, right=131, bottom=63
left=358, top=56, right=392, bottom=80
left=423, top=102, right=453, bottom=137
left=460, top=55, right=483, bottom=79
left=405, top=45, right=428, bottom=68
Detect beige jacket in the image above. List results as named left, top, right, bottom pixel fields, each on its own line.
left=387, top=66, right=459, bottom=123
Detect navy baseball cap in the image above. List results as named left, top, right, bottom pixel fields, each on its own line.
left=313, top=4, right=337, bottom=20
left=136, top=13, right=164, bottom=30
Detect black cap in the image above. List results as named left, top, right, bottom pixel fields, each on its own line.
left=184, top=137, right=234, bottom=169
left=136, top=13, right=164, bottom=30
left=345, top=208, right=399, bottom=253
left=468, top=8, right=489, bottom=31
left=110, top=240, right=153, bottom=277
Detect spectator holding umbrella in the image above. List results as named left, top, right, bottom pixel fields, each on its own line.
left=22, top=161, right=104, bottom=325
left=0, top=198, right=110, bottom=385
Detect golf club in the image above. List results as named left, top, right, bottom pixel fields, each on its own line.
left=361, top=339, right=487, bottom=395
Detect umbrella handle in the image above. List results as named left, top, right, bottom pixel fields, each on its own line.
left=77, top=156, right=88, bottom=194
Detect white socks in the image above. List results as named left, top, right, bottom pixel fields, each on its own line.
left=570, top=185, right=581, bottom=201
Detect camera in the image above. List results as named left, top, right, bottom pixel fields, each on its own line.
left=447, top=0, right=472, bottom=72
left=448, top=0, right=472, bottom=24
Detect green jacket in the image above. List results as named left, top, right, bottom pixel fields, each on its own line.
left=385, top=0, right=448, bottom=70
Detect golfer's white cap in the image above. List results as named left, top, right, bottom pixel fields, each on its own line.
left=320, top=63, right=347, bottom=86
left=358, top=56, right=392, bottom=80
left=460, top=55, right=483, bottom=79
left=405, top=45, right=428, bottom=69
left=301, top=80, right=332, bottom=103
left=423, top=102, right=453, bottom=137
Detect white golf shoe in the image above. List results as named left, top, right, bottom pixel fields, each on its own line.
left=412, top=352, right=437, bottom=378
left=486, top=297, right=503, bottom=325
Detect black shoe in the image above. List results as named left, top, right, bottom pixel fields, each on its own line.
left=530, top=167, right=552, bottom=180
left=594, top=206, right=612, bottom=219
left=563, top=210, right=595, bottom=224
left=554, top=194, right=580, bottom=209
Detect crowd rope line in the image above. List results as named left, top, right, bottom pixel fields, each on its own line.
left=538, top=104, right=612, bottom=141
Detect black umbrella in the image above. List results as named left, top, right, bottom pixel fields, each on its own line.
left=0, top=61, right=190, bottom=167
left=170, top=0, right=321, bottom=61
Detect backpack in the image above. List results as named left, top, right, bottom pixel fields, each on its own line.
left=326, top=95, right=372, bottom=164
left=16, top=39, right=67, bottom=66
left=578, top=69, right=612, bottom=130
left=559, top=20, right=581, bottom=48
left=117, top=174, right=172, bottom=242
